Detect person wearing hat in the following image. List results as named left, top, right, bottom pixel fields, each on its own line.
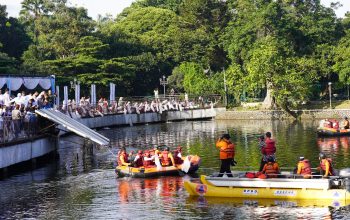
left=296, top=156, right=312, bottom=178
left=216, top=133, right=235, bottom=177
left=317, top=152, right=335, bottom=177
left=342, top=116, right=349, bottom=129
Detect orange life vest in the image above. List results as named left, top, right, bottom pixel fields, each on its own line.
left=299, top=159, right=312, bottom=175
left=216, top=140, right=235, bottom=160
left=320, top=158, right=334, bottom=176
left=263, top=162, right=279, bottom=178
left=161, top=151, right=171, bottom=166
left=118, top=152, right=128, bottom=166
left=263, top=138, right=276, bottom=155
left=173, top=149, right=183, bottom=164
left=134, top=153, right=144, bottom=167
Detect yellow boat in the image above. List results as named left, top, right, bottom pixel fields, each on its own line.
left=116, top=155, right=201, bottom=178
left=186, top=196, right=348, bottom=207
left=317, top=127, right=350, bottom=136
left=184, top=173, right=350, bottom=204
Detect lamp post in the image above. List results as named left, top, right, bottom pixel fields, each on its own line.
left=223, top=68, right=227, bottom=106
left=159, top=75, right=168, bottom=98
left=70, top=77, right=80, bottom=105
left=70, top=77, right=80, bottom=90
left=328, top=82, right=332, bottom=109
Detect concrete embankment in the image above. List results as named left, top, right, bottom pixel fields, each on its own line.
left=0, top=136, right=56, bottom=169
left=74, top=107, right=226, bottom=129
left=216, top=109, right=350, bottom=120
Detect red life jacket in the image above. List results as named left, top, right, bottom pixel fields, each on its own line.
left=320, top=158, right=334, bottom=175
left=263, top=138, right=276, bottom=156
left=299, top=159, right=312, bottom=175
left=264, top=162, right=279, bottom=178
left=118, top=152, right=128, bottom=166
left=173, top=149, right=183, bottom=164
left=161, top=151, right=171, bottom=166
left=134, top=153, right=144, bottom=167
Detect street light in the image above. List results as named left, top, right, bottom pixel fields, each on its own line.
left=70, top=77, right=80, bottom=90
left=223, top=68, right=227, bottom=106
left=328, top=82, right=332, bottom=109
left=159, top=75, right=168, bottom=98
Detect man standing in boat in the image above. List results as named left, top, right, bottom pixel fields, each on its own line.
left=259, top=132, right=276, bottom=171
left=216, top=133, right=235, bottom=177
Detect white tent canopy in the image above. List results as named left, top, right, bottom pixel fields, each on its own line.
left=0, top=76, right=55, bottom=92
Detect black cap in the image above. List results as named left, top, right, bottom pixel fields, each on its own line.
left=222, top=134, right=231, bottom=139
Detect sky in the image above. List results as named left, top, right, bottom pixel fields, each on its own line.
left=0, top=0, right=349, bottom=19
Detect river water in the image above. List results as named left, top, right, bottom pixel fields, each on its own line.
left=1, top=120, right=350, bottom=219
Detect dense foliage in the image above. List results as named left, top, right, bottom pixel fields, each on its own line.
left=0, top=0, right=349, bottom=115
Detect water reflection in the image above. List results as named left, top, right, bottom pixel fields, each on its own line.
left=2, top=120, right=350, bottom=219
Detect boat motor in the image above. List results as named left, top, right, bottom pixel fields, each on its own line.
left=339, top=168, right=350, bottom=191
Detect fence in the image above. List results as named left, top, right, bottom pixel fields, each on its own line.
left=0, top=115, right=39, bottom=144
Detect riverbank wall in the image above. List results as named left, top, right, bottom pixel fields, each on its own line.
left=216, top=109, right=350, bottom=120
left=0, top=136, right=56, bottom=169
left=72, top=107, right=226, bottom=129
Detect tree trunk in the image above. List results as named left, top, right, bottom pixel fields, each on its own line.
left=262, top=82, right=275, bottom=109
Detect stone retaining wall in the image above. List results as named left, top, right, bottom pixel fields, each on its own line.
left=216, top=109, right=350, bottom=120
left=75, top=107, right=227, bottom=129
left=0, top=137, right=56, bottom=169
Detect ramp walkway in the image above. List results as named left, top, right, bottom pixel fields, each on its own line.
left=35, top=109, right=110, bottom=146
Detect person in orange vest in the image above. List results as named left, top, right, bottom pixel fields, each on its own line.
left=173, top=146, right=184, bottom=165
left=160, top=146, right=175, bottom=166
left=259, top=132, right=276, bottom=171
left=216, top=133, right=235, bottom=177
left=143, top=150, right=155, bottom=168
left=118, top=147, right=130, bottom=166
left=296, top=156, right=312, bottom=178
left=317, top=152, right=335, bottom=177
left=262, top=156, right=280, bottom=178
left=133, top=150, right=144, bottom=167
left=342, top=116, right=350, bottom=129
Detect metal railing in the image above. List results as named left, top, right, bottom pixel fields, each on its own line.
left=0, top=115, right=39, bottom=144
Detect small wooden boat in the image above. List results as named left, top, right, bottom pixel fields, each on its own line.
left=184, top=171, right=350, bottom=204
left=116, top=155, right=201, bottom=178
left=317, top=127, right=350, bottom=136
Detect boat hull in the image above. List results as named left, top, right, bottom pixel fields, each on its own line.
left=184, top=175, right=350, bottom=202
left=116, top=165, right=182, bottom=178
left=116, top=155, right=200, bottom=178
left=317, top=127, right=350, bottom=136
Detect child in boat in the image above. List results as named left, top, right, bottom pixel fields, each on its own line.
left=143, top=150, right=156, bottom=168
left=258, top=135, right=266, bottom=171
left=133, top=150, right=144, bottom=167
left=317, top=152, right=336, bottom=177
left=173, top=146, right=184, bottom=164
left=295, top=156, right=312, bottom=178
left=159, top=146, right=175, bottom=166
left=262, top=156, right=280, bottom=178
left=117, top=147, right=131, bottom=166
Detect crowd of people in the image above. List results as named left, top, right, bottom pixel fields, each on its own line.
left=0, top=89, right=55, bottom=142
left=215, top=132, right=335, bottom=179
left=117, top=145, right=184, bottom=168
left=61, top=96, right=219, bottom=119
